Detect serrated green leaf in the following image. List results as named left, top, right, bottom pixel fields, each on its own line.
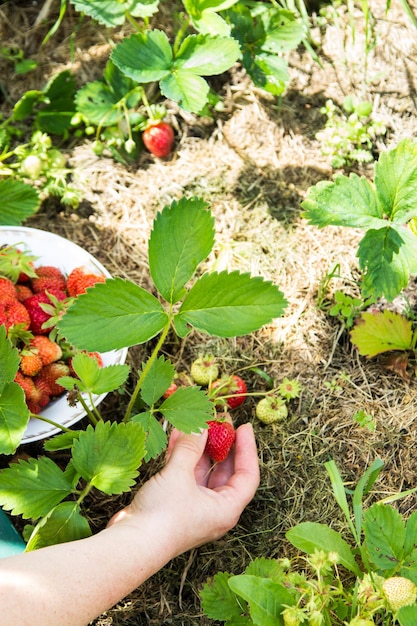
left=302, top=174, right=383, bottom=229
left=57, top=277, right=168, bottom=352
left=286, top=522, right=361, bottom=575
left=350, top=310, right=413, bottom=357
left=228, top=575, right=295, bottom=626
left=0, top=178, right=40, bottom=225
left=0, top=457, right=72, bottom=519
left=358, top=226, right=417, bottom=301
left=174, top=34, right=240, bottom=75
left=244, top=558, right=286, bottom=582
left=12, top=89, right=45, bottom=121
left=190, top=11, right=232, bottom=36
left=158, top=386, right=214, bottom=432
left=111, top=30, right=173, bottom=83
left=140, top=356, right=175, bottom=406
left=25, top=501, right=91, bottom=551
left=0, top=326, right=20, bottom=392
left=148, top=197, right=214, bottom=303
left=160, top=71, right=209, bottom=113
left=363, top=503, right=405, bottom=573
left=71, top=421, right=146, bottom=494
left=43, top=430, right=81, bottom=452
left=261, top=9, right=305, bottom=53
left=37, top=70, right=77, bottom=135
left=248, top=53, right=288, bottom=96
left=131, top=411, right=167, bottom=461
left=404, top=510, right=417, bottom=556
left=75, top=81, right=124, bottom=126
left=397, top=604, right=417, bottom=626
left=0, top=382, right=30, bottom=455
left=200, top=571, right=248, bottom=622
left=70, top=0, right=159, bottom=26
left=66, top=353, right=130, bottom=395
left=375, top=139, right=417, bottom=223
left=176, top=271, right=287, bottom=337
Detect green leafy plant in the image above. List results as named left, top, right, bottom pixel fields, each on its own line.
left=0, top=46, right=38, bottom=74
left=353, top=409, right=376, bottom=431
left=316, top=96, right=386, bottom=168
left=0, top=196, right=287, bottom=548
left=200, top=458, right=417, bottom=625
left=302, top=139, right=417, bottom=302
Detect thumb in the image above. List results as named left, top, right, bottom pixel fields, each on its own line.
left=165, top=429, right=208, bottom=471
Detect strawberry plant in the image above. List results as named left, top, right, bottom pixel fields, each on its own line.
left=0, top=195, right=287, bottom=548
left=200, top=458, right=417, bottom=625
left=302, top=139, right=417, bottom=303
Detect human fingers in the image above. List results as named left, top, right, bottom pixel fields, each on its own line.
left=216, top=422, right=260, bottom=504
left=165, top=429, right=209, bottom=474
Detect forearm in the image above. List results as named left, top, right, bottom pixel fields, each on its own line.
left=0, top=516, right=176, bottom=626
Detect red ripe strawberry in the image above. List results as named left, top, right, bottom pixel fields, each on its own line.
left=14, top=371, right=50, bottom=414
left=35, top=362, right=71, bottom=397
left=163, top=382, right=178, bottom=398
left=66, top=266, right=106, bottom=297
left=210, top=375, right=247, bottom=409
left=0, top=298, right=31, bottom=330
left=142, top=121, right=174, bottom=158
left=0, top=277, right=17, bottom=300
left=15, top=284, right=34, bottom=302
left=31, top=265, right=67, bottom=294
left=20, top=352, right=43, bottom=377
left=24, top=292, right=65, bottom=335
left=30, top=335, right=62, bottom=366
left=205, top=419, right=236, bottom=463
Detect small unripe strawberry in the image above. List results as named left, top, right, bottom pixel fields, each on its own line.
left=163, top=382, right=178, bottom=398
left=256, top=396, right=288, bottom=424
left=382, top=576, right=417, bottom=612
left=190, top=354, right=219, bottom=386
left=205, top=419, right=236, bottom=463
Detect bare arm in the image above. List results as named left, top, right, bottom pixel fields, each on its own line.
left=0, top=423, right=259, bottom=626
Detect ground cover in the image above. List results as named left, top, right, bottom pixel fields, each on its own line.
left=1, top=0, right=417, bottom=623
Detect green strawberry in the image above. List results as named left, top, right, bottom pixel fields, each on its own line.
left=382, top=576, right=417, bottom=612
left=190, top=354, right=219, bottom=386
left=255, top=396, right=288, bottom=424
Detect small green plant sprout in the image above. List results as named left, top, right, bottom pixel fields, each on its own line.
left=324, top=370, right=351, bottom=393
left=201, top=458, right=417, bottom=624
left=350, top=309, right=417, bottom=382
left=316, top=96, right=386, bottom=169
left=353, top=409, right=376, bottom=431
left=329, top=290, right=368, bottom=329
left=0, top=196, right=287, bottom=548
left=302, top=139, right=417, bottom=303
left=0, top=46, right=38, bottom=75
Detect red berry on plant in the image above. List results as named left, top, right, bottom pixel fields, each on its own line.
left=210, top=375, right=247, bottom=409
left=204, top=418, right=236, bottom=463
left=66, top=266, right=106, bottom=297
left=142, top=121, right=174, bottom=158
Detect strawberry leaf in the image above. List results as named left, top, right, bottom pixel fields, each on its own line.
left=71, top=421, right=146, bottom=494
left=158, top=386, right=214, bottom=432
left=363, top=503, right=406, bottom=573
left=302, top=173, right=383, bottom=229
left=0, top=178, right=40, bottom=225
left=131, top=411, right=167, bottom=461
left=70, top=0, right=159, bottom=27
left=174, top=33, right=240, bottom=76
left=350, top=310, right=413, bottom=357
left=0, top=326, right=20, bottom=392
left=140, top=355, right=175, bottom=406
left=25, top=501, right=91, bottom=551
left=58, top=277, right=168, bottom=352
left=375, top=138, right=417, bottom=224
left=148, top=197, right=215, bottom=304
left=43, top=430, right=81, bottom=452
left=228, top=575, right=296, bottom=625
left=200, top=571, right=249, bottom=622
left=111, top=30, right=173, bottom=83
left=65, top=352, right=130, bottom=395
left=0, top=457, right=73, bottom=519
left=175, top=271, right=287, bottom=337
left=0, top=382, right=30, bottom=455
left=358, top=226, right=417, bottom=301
left=160, top=72, right=209, bottom=113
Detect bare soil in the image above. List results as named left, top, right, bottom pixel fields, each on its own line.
left=2, top=1, right=417, bottom=624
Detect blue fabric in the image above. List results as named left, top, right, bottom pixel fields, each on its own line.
left=0, top=509, right=25, bottom=558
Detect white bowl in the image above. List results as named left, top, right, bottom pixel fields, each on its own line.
left=0, top=226, right=128, bottom=444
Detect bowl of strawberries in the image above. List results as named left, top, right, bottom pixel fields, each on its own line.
left=0, top=226, right=128, bottom=444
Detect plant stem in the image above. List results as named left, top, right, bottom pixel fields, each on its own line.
left=123, top=319, right=172, bottom=422
left=76, top=392, right=98, bottom=425
left=31, top=413, right=74, bottom=433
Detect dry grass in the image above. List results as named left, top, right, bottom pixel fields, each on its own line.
left=2, top=0, right=417, bottom=623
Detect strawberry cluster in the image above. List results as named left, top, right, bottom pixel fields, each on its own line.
left=0, top=245, right=106, bottom=414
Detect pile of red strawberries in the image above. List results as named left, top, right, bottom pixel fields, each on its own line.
left=0, top=249, right=106, bottom=414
